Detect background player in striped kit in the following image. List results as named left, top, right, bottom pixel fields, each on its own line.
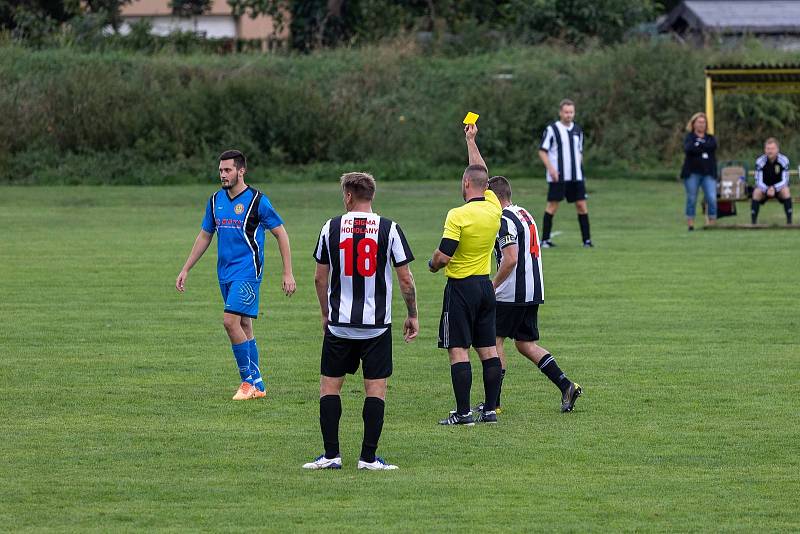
left=176, top=150, right=296, bottom=401
left=538, top=99, right=593, bottom=248
left=304, top=172, right=418, bottom=471
left=478, top=176, right=582, bottom=413
left=751, top=137, right=793, bottom=225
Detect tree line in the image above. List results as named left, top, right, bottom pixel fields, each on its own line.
left=1, top=0, right=680, bottom=52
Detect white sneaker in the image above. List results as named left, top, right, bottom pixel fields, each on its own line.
left=357, top=457, right=399, bottom=470
left=302, top=454, right=342, bottom=470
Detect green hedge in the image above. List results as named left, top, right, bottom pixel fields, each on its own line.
left=2, top=40, right=800, bottom=184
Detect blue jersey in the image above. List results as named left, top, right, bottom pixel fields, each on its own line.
left=201, top=187, right=284, bottom=283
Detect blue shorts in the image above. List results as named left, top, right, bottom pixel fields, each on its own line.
left=219, top=280, right=261, bottom=319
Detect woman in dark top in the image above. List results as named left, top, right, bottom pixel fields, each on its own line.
left=681, top=112, right=717, bottom=230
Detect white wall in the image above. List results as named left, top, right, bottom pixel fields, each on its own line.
left=119, top=16, right=237, bottom=38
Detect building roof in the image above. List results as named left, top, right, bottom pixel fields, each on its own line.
left=660, top=1, right=800, bottom=34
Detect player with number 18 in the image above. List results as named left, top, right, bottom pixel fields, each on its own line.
left=304, top=172, right=419, bottom=471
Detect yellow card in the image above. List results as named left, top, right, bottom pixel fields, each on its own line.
left=463, top=112, right=479, bottom=125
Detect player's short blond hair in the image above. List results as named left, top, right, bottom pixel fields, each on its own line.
left=686, top=112, right=707, bottom=132
left=560, top=98, right=575, bottom=109
left=764, top=137, right=780, bottom=148
left=341, top=172, right=376, bottom=201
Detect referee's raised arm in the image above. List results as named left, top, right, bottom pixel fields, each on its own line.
left=465, top=124, right=487, bottom=173
left=429, top=124, right=490, bottom=274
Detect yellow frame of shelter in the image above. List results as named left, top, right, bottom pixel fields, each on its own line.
left=704, top=65, right=800, bottom=134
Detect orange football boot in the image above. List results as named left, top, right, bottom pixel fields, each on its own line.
left=232, top=382, right=257, bottom=400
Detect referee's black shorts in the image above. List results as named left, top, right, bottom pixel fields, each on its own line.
left=438, top=275, right=496, bottom=349
left=496, top=303, right=540, bottom=342
left=547, top=180, right=586, bottom=203
left=321, top=327, right=392, bottom=379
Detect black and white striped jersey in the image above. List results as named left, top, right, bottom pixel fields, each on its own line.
left=539, top=121, right=584, bottom=182
left=313, top=212, right=414, bottom=328
left=494, top=205, right=544, bottom=305
left=754, top=153, right=790, bottom=191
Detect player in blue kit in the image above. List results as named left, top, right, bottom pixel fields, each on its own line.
left=176, top=150, right=296, bottom=400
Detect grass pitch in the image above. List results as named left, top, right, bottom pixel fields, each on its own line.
left=1, top=178, right=798, bottom=532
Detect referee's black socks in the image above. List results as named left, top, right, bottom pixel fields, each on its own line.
left=537, top=354, right=570, bottom=393
left=360, top=397, right=385, bottom=464
left=320, top=395, right=342, bottom=459
left=450, top=361, right=472, bottom=416
left=578, top=213, right=591, bottom=243
left=481, top=357, right=502, bottom=412
left=542, top=212, right=554, bottom=241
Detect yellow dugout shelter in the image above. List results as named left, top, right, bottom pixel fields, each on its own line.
left=704, top=64, right=800, bottom=228
left=704, top=64, right=800, bottom=134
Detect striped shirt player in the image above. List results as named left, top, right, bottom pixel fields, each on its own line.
left=305, top=172, right=418, bottom=472
left=176, top=150, right=296, bottom=402
left=495, top=204, right=544, bottom=305
left=537, top=98, right=593, bottom=248
left=487, top=176, right=582, bottom=413
left=752, top=139, right=793, bottom=224
left=313, top=214, right=414, bottom=333
left=429, top=124, right=504, bottom=426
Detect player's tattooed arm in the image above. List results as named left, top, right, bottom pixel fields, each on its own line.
left=401, top=280, right=418, bottom=318
left=314, top=263, right=330, bottom=332
left=395, top=265, right=419, bottom=342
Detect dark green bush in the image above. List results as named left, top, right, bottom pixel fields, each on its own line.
left=2, top=40, right=800, bottom=184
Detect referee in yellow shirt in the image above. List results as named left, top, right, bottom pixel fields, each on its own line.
left=429, top=123, right=503, bottom=425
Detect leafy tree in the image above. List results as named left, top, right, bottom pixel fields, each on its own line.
left=505, top=0, right=662, bottom=45
left=227, top=0, right=663, bottom=51
left=82, top=0, right=133, bottom=31
left=0, top=0, right=77, bottom=31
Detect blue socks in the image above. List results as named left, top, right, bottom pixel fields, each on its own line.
left=249, top=338, right=264, bottom=392
left=231, top=339, right=264, bottom=391
left=231, top=341, right=253, bottom=385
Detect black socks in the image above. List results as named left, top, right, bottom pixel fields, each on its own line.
left=538, top=354, right=570, bottom=393
left=578, top=213, right=591, bottom=243
left=320, top=395, right=342, bottom=459
left=542, top=212, right=554, bottom=241
left=496, top=368, right=506, bottom=408
left=752, top=197, right=793, bottom=224
left=322, top=395, right=386, bottom=463
left=481, top=357, right=502, bottom=412
left=450, top=361, right=472, bottom=416
left=751, top=199, right=761, bottom=224
left=542, top=211, right=590, bottom=242
left=360, top=397, right=385, bottom=463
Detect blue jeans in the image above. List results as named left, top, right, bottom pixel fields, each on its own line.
left=684, top=173, right=717, bottom=219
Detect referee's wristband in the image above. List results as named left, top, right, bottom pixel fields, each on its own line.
left=428, top=258, right=435, bottom=270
